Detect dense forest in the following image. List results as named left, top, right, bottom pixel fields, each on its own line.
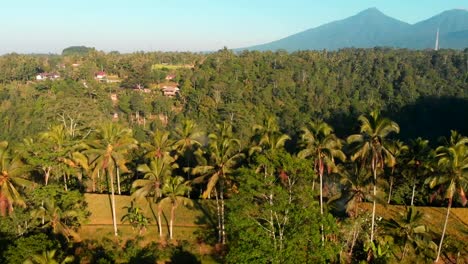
left=0, top=48, right=467, bottom=263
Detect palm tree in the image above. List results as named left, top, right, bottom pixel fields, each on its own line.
left=382, top=206, right=437, bottom=261
left=0, top=141, right=33, bottom=216
left=405, top=138, right=433, bottom=206
left=31, top=198, right=81, bottom=241
left=142, top=129, right=174, bottom=160
left=133, top=155, right=176, bottom=238
left=298, top=120, right=345, bottom=243
left=339, top=163, right=373, bottom=218
left=193, top=122, right=245, bottom=244
left=427, top=130, right=468, bottom=262
left=386, top=140, right=408, bottom=204
left=298, top=120, right=345, bottom=215
left=347, top=110, right=400, bottom=242
left=161, top=175, right=192, bottom=240
left=249, top=116, right=290, bottom=156
left=85, top=122, right=137, bottom=236
left=173, top=119, right=203, bottom=180
left=23, top=249, right=74, bottom=264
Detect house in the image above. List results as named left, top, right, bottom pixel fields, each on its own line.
left=95, top=71, right=107, bottom=82
left=36, top=72, right=60, bottom=81
left=162, top=85, right=180, bottom=97
left=165, top=74, right=176, bottom=81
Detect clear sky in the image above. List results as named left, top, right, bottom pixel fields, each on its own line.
left=1, top=0, right=466, bottom=54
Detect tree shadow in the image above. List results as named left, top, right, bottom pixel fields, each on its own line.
left=169, top=246, right=201, bottom=264
left=326, top=96, right=468, bottom=144
left=386, top=96, right=468, bottom=144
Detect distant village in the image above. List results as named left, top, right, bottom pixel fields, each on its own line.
left=35, top=65, right=181, bottom=97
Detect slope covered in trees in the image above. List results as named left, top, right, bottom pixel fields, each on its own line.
left=0, top=48, right=466, bottom=263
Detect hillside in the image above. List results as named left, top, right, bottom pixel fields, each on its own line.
left=241, top=8, right=468, bottom=51
left=80, top=194, right=468, bottom=244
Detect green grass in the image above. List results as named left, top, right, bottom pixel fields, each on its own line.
left=81, top=194, right=216, bottom=242
left=80, top=194, right=467, bottom=263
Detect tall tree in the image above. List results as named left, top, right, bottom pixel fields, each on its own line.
left=133, top=155, right=176, bottom=239
left=0, top=141, right=33, bottom=215
left=386, top=140, right=408, bottom=204
left=405, top=138, right=433, bottom=206
left=347, top=110, right=400, bottom=242
left=298, top=120, right=345, bottom=243
left=141, top=129, right=174, bottom=160
left=249, top=116, right=290, bottom=156
left=427, top=130, right=467, bottom=262
left=193, top=122, right=244, bottom=244
left=173, top=119, right=203, bottom=180
left=161, top=175, right=192, bottom=240
left=85, top=122, right=137, bottom=236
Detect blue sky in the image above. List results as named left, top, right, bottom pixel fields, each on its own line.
left=1, top=0, right=466, bottom=54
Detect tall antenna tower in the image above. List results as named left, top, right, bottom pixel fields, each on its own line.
left=435, top=28, right=440, bottom=51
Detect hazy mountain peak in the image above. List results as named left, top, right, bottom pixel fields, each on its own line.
left=357, top=7, right=384, bottom=16
left=240, top=8, right=468, bottom=51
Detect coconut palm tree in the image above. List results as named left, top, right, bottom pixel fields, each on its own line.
left=347, top=110, right=400, bottom=242
left=133, top=155, right=176, bottom=238
left=173, top=119, right=203, bottom=180
left=426, top=130, right=467, bottom=262
left=249, top=116, right=290, bottom=156
left=298, top=120, right=345, bottom=215
left=386, top=140, right=408, bottom=204
left=404, top=138, right=433, bottom=206
left=161, top=175, right=192, bottom=240
left=141, top=129, right=174, bottom=160
left=193, top=122, right=244, bottom=244
left=31, top=198, right=81, bottom=241
left=85, top=122, right=137, bottom=236
left=23, top=249, right=74, bottom=264
left=382, top=206, right=437, bottom=261
left=0, top=141, right=33, bottom=216
left=339, top=163, right=374, bottom=218
left=298, top=120, right=345, bottom=243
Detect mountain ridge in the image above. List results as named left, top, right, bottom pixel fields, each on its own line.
left=238, top=8, right=468, bottom=51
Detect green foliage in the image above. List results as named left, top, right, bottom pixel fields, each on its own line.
left=227, top=151, right=339, bottom=263
left=30, top=184, right=90, bottom=229
left=2, top=233, right=61, bottom=264
left=121, top=201, right=150, bottom=233
left=62, top=46, right=94, bottom=56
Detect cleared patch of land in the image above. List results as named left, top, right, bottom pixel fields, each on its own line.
left=80, top=194, right=216, bottom=244
left=151, top=64, right=194, bottom=70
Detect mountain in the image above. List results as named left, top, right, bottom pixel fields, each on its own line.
left=240, top=8, right=468, bottom=51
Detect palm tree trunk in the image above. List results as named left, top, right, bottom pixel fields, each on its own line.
left=117, top=167, right=121, bottom=195
left=387, top=176, right=393, bottom=204
left=109, top=170, right=118, bottom=236
left=370, top=161, right=377, bottom=242
left=169, top=203, right=175, bottom=240
left=221, top=187, right=226, bottom=245
left=98, top=170, right=102, bottom=193
left=410, top=177, right=417, bottom=206
left=63, top=174, right=68, bottom=191
left=44, top=167, right=51, bottom=186
left=319, top=163, right=324, bottom=245
left=436, top=200, right=451, bottom=262
left=214, top=188, right=222, bottom=244
left=156, top=204, right=163, bottom=239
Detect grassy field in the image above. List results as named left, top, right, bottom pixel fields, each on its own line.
left=80, top=194, right=467, bottom=262
left=81, top=194, right=216, bottom=241
left=359, top=203, right=468, bottom=242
